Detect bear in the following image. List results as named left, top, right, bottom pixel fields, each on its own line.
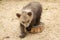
left=16, top=2, right=42, bottom=38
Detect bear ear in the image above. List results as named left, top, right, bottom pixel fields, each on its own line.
left=27, top=12, right=32, bottom=16
left=16, top=13, right=21, bottom=18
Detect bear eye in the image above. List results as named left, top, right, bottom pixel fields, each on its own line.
left=22, top=21, right=25, bottom=23
left=16, top=13, right=21, bottom=18
left=27, top=12, right=32, bottom=16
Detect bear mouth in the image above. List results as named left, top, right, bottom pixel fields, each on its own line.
left=20, top=21, right=30, bottom=28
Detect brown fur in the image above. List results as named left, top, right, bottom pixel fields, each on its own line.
left=16, top=2, right=42, bottom=38
left=29, top=24, right=44, bottom=34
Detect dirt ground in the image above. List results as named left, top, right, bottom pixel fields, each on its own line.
left=0, top=0, right=60, bottom=40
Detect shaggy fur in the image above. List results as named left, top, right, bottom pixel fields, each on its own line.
left=16, top=2, right=42, bottom=38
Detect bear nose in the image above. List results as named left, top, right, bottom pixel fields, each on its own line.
left=22, top=20, right=29, bottom=24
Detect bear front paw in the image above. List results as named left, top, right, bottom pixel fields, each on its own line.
left=19, top=33, right=26, bottom=38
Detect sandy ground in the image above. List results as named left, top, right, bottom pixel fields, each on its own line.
left=0, top=0, right=60, bottom=40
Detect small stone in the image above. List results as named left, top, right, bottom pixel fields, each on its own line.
left=5, top=36, right=10, bottom=38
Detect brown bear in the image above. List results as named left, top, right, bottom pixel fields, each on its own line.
left=16, top=2, right=42, bottom=38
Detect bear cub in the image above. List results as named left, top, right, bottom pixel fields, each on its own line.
left=16, top=2, right=42, bottom=38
